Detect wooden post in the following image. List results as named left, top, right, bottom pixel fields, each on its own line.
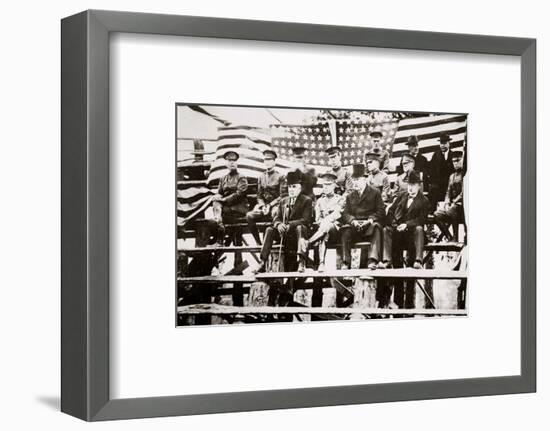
left=349, top=278, right=377, bottom=320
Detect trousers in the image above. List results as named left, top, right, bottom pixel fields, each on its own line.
left=382, top=225, right=425, bottom=265
left=340, top=222, right=382, bottom=266
left=260, top=224, right=308, bottom=264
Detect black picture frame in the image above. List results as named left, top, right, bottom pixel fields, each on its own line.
left=61, top=9, right=536, bottom=421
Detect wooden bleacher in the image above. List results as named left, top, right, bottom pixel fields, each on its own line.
left=178, top=159, right=467, bottom=324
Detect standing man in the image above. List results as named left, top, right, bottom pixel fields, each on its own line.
left=381, top=170, right=430, bottom=269
left=325, top=146, right=352, bottom=196
left=255, top=171, right=313, bottom=273
left=281, top=146, right=317, bottom=200
left=210, top=150, right=249, bottom=246
left=397, top=135, right=429, bottom=182
left=434, top=151, right=465, bottom=241
left=365, top=151, right=391, bottom=203
left=340, top=168, right=386, bottom=270
left=246, top=149, right=284, bottom=244
left=306, top=172, right=345, bottom=272
left=367, top=130, right=390, bottom=172
left=429, top=132, right=455, bottom=208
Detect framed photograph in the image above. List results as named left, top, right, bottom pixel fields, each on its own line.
left=61, top=9, right=536, bottom=421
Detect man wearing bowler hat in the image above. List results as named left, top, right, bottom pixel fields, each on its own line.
left=429, top=132, right=455, bottom=208
left=340, top=167, right=386, bottom=270
left=325, top=146, right=352, bottom=196
left=246, top=149, right=284, bottom=244
left=305, top=171, right=345, bottom=272
left=434, top=151, right=465, bottom=241
left=367, top=130, right=390, bottom=172
left=381, top=170, right=430, bottom=270
left=255, top=170, right=313, bottom=273
left=209, top=150, right=249, bottom=246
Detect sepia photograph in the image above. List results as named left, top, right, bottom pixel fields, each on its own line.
left=176, top=103, right=468, bottom=326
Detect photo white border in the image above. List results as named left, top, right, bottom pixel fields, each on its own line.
left=110, top=33, right=521, bottom=399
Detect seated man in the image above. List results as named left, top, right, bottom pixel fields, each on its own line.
left=255, top=171, right=312, bottom=273
left=305, top=172, right=345, bottom=272
left=365, top=151, right=391, bottom=203
left=210, top=150, right=249, bottom=246
left=434, top=151, right=464, bottom=241
left=381, top=170, right=430, bottom=269
left=340, top=165, right=386, bottom=270
left=246, top=149, right=284, bottom=244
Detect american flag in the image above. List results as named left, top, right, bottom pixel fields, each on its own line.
left=177, top=111, right=467, bottom=227
left=270, top=119, right=399, bottom=166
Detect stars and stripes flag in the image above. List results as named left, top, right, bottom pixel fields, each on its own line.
left=270, top=119, right=399, bottom=166
left=177, top=112, right=467, bottom=227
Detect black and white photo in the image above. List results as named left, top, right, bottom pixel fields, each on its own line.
left=177, top=104, right=468, bottom=325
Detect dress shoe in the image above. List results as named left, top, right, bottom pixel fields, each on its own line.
left=317, top=262, right=326, bottom=272
left=297, top=260, right=306, bottom=273
left=367, top=260, right=378, bottom=270
left=341, top=264, right=350, bottom=270
left=253, top=261, right=267, bottom=274
left=413, top=260, right=423, bottom=269
left=377, top=261, right=387, bottom=269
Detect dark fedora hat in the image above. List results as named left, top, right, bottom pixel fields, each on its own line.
left=286, top=170, right=303, bottom=185
left=439, top=132, right=452, bottom=143
left=405, top=170, right=423, bottom=184
left=369, top=130, right=383, bottom=138
left=406, top=135, right=419, bottom=147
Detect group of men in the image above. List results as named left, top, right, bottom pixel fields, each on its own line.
left=207, top=130, right=465, bottom=274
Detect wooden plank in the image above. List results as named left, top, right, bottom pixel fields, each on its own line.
left=425, top=242, right=464, bottom=252
left=179, top=275, right=257, bottom=283
left=255, top=268, right=467, bottom=280
left=178, top=245, right=280, bottom=254
left=177, top=304, right=467, bottom=316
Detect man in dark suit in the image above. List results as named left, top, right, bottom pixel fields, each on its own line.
left=381, top=170, right=430, bottom=269
left=397, top=135, right=429, bottom=183
left=255, top=171, right=313, bottom=273
left=428, top=132, right=455, bottom=208
left=340, top=169, right=386, bottom=270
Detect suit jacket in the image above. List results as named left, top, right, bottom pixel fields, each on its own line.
left=387, top=192, right=430, bottom=228
left=342, top=184, right=385, bottom=225
left=273, top=193, right=313, bottom=228
left=429, top=149, right=454, bottom=200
